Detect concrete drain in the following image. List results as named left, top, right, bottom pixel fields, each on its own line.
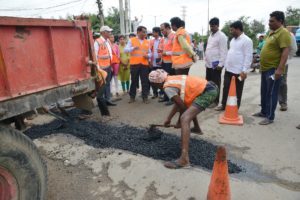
left=25, top=111, right=242, bottom=174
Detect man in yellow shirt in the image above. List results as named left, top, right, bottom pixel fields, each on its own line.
left=253, top=11, right=291, bottom=125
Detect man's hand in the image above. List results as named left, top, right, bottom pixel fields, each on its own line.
left=239, top=72, right=247, bottom=81
left=144, top=55, right=149, bottom=59
left=275, top=67, right=284, bottom=80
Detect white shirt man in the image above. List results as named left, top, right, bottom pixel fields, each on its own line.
left=204, top=19, right=228, bottom=108
left=215, top=21, right=253, bottom=111
left=205, top=30, right=228, bottom=68
left=224, top=33, right=253, bottom=74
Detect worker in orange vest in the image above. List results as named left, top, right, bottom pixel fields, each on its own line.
left=159, top=22, right=176, bottom=105
left=170, top=17, right=197, bottom=75
left=94, top=25, right=116, bottom=106
left=125, top=26, right=151, bottom=104
left=149, top=69, right=218, bottom=169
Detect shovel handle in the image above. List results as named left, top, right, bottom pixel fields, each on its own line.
left=150, top=124, right=176, bottom=128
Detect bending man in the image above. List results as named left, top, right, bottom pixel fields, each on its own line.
left=149, top=69, right=218, bottom=169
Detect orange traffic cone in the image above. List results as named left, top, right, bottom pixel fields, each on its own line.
left=207, top=146, right=231, bottom=200
left=219, top=76, right=243, bottom=125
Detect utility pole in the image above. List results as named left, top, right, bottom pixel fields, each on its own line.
left=126, top=0, right=131, bottom=33
left=181, top=6, right=186, bottom=21
left=125, top=0, right=130, bottom=35
left=119, top=0, right=125, bottom=35
left=96, top=0, right=104, bottom=27
left=207, top=0, right=210, bottom=35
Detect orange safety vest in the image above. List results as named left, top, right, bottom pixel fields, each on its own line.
left=161, top=32, right=175, bottom=63
left=96, top=37, right=111, bottom=69
left=130, top=37, right=150, bottom=65
left=163, top=75, right=207, bottom=107
left=172, top=28, right=193, bottom=69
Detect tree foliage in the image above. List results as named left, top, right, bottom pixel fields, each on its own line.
left=72, top=7, right=120, bottom=36
left=285, top=6, right=300, bottom=26
left=103, top=7, right=120, bottom=36
left=221, top=16, right=265, bottom=47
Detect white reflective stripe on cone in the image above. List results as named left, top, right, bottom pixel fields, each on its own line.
left=226, top=96, right=237, bottom=106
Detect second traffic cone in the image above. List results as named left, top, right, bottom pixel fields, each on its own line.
left=207, top=146, right=231, bottom=200
left=219, top=76, right=243, bottom=125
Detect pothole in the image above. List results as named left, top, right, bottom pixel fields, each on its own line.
left=25, top=109, right=242, bottom=174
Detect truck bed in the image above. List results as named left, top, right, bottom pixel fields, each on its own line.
left=0, top=17, right=94, bottom=101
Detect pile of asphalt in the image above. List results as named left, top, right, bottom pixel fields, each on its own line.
left=25, top=109, right=242, bottom=173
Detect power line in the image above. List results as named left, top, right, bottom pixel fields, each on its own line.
left=80, top=0, right=88, bottom=13
left=0, top=0, right=84, bottom=11
left=30, top=0, right=85, bottom=17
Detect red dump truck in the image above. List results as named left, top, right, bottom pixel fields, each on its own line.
left=0, top=17, right=100, bottom=200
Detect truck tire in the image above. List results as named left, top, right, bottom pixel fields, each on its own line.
left=0, top=126, right=47, bottom=200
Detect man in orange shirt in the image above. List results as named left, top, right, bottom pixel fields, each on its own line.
left=149, top=69, right=218, bottom=169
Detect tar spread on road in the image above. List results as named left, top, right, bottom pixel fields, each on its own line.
left=25, top=109, right=242, bottom=173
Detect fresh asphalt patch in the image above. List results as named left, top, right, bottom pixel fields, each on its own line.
left=25, top=109, right=242, bottom=173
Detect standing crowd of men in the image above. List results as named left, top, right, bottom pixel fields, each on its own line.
left=93, top=10, right=298, bottom=168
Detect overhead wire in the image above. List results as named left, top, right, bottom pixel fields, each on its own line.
left=30, top=0, right=85, bottom=17
left=0, top=0, right=84, bottom=11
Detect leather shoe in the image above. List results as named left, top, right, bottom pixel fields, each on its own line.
left=252, top=112, right=266, bottom=118
left=143, top=98, right=150, bottom=104
left=158, top=98, right=168, bottom=103
left=151, top=94, right=158, bottom=99
left=106, top=100, right=116, bottom=106
left=128, top=98, right=135, bottom=103
left=259, top=118, right=273, bottom=125
left=280, top=104, right=287, bottom=111
left=165, top=101, right=173, bottom=106
left=214, top=105, right=225, bottom=111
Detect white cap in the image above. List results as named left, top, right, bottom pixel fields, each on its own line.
left=100, top=25, right=113, bottom=32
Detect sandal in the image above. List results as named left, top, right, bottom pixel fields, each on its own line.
left=164, top=160, right=191, bottom=169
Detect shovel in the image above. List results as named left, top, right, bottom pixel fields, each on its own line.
left=143, top=124, right=176, bottom=141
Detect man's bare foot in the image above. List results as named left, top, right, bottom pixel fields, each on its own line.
left=190, top=127, right=203, bottom=135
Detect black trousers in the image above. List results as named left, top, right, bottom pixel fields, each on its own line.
left=206, top=67, right=222, bottom=104
left=96, top=85, right=110, bottom=116
left=175, top=68, right=190, bottom=75
left=221, top=71, right=245, bottom=108
left=162, top=62, right=175, bottom=75
left=129, top=64, right=150, bottom=99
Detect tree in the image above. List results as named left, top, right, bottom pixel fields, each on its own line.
left=285, top=6, right=300, bottom=26
left=104, top=7, right=120, bottom=36
left=65, top=6, right=120, bottom=35
left=192, top=32, right=201, bottom=43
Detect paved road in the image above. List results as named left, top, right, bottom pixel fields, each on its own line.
left=32, top=58, right=300, bottom=199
